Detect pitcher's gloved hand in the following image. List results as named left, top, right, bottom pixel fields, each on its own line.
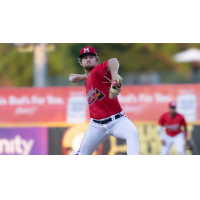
left=109, top=77, right=123, bottom=99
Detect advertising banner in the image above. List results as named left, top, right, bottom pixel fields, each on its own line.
left=47, top=124, right=197, bottom=155
left=0, top=127, right=47, bottom=155
left=0, top=84, right=199, bottom=124
left=119, top=84, right=199, bottom=122
left=0, top=125, right=198, bottom=155
left=48, top=126, right=108, bottom=155
left=0, top=87, right=89, bottom=124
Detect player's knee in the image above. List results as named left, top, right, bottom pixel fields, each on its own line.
left=126, top=131, right=139, bottom=146
left=129, top=128, right=139, bottom=140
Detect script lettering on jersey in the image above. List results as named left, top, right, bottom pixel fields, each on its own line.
left=165, top=124, right=180, bottom=131
left=87, top=87, right=105, bottom=105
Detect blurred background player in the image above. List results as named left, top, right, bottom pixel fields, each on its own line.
left=158, top=102, right=189, bottom=155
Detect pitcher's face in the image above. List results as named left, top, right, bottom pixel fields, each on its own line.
left=80, top=55, right=98, bottom=70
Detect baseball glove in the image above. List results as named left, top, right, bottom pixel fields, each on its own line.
left=185, top=140, right=193, bottom=151
left=109, top=77, right=123, bottom=99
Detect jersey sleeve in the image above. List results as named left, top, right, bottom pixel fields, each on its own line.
left=94, top=60, right=109, bottom=78
left=158, top=114, right=165, bottom=126
left=181, top=116, right=187, bottom=127
left=180, top=115, right=187, bottom=139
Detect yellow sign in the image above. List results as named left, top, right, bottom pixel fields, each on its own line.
left=62, top=123, right=193, bottom=155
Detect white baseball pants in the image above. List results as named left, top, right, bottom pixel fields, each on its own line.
left=69, top=115, right=139, bottom=155
left=161, top=132, right=186, bottom=155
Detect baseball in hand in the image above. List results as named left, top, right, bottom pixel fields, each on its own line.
left=69, top=76, right=74, bottom=82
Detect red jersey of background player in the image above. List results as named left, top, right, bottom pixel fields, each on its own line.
left=85, top=60, right=122, bottom=119
left=158, top=112, right=187, bottom=137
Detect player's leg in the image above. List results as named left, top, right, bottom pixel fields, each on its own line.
left=111, top=116, right=139, bottom=155
left=173, top=132, right=186, bottom=155
left=69, top=150, right=79, bottom=155
left=74, top=121, right=110, bottom=155
left=161, top=134, right=173, bottom=155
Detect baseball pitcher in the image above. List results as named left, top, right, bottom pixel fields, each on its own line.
left=68, top=47, right=139, bottom=155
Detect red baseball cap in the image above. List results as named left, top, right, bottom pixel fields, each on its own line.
left=79, top=47, right=97, bottom=58
left=169, top=102, right=176, bottom=108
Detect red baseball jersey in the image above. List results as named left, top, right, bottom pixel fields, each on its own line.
left=85, top=60, right=122, bottom=119
left=158, top=112, right=187, bottom=137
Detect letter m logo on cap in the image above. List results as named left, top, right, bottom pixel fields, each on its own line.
left=79, top=47, right=97, bottom=58
left=84, top=47, right=90, bottom=53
